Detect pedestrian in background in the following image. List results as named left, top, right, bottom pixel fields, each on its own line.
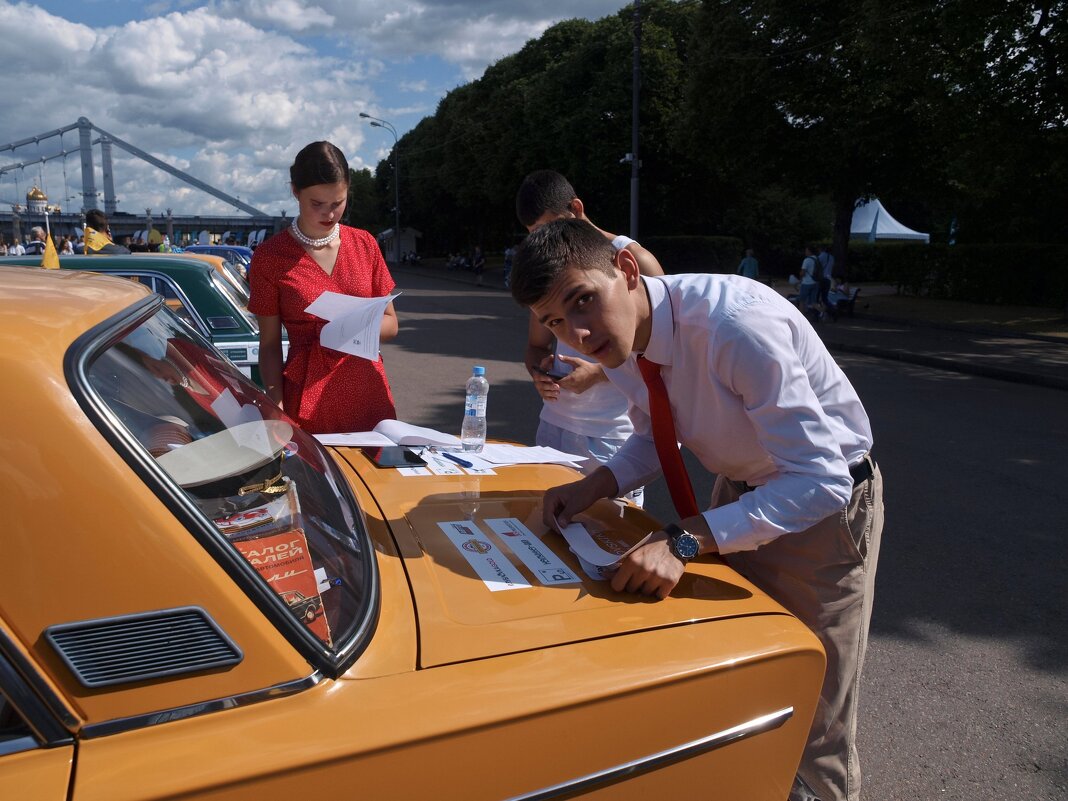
left=799, top=245, right=821, bottom=319
left=25, top=227, right=47, bottom=255
left=817, top=245, right=835, bottom=309
left=737, top=248, right=759, bottom=280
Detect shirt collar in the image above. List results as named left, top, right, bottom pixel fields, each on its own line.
left=640, top=276, right=674, bottom=366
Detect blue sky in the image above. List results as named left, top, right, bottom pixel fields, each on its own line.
left=0, top=0, right=632, bottom=218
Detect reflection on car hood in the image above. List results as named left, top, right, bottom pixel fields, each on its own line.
left=334, top=451, right=790, bottom=669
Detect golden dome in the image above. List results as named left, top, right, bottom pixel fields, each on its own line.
left=26, top=186, right=47, bottom=201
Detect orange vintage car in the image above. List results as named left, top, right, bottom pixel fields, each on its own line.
left=0, top=266, right=824, bottom=800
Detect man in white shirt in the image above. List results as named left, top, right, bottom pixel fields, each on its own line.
left=511, top=218, right=884, bottom=801
left=515, top=170, right=664, bottom=506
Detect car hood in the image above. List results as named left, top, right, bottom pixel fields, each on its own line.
left=334, top=450, right=791, bottom=669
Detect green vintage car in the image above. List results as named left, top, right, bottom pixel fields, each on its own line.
left=0, top=253, right=286, bottom=386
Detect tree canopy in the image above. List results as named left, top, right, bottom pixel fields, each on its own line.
left=351, top=0, right=1065, bottom=268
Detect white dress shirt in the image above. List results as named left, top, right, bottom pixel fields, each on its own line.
left=605, top=274, right=873, bottom=553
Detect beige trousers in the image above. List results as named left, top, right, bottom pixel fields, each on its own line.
left=714, top=461, right=884, bottom=801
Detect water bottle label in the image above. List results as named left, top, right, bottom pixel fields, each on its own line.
left=465, top=395, right=487, bottom=415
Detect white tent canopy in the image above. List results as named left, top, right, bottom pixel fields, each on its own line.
left=850, top=198, right=929, bottom=243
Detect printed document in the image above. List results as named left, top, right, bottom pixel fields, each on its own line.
left=305, top=290, right=400, bottom=361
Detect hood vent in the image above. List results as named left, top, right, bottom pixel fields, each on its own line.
left=45, top=607, right=242, bottom=688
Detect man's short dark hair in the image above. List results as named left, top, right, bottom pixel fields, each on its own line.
left=511, top=218, right=617, bottom=307
left=85, top=209, right=109, bottom=230
left=515, top=170, right=577, bottom=229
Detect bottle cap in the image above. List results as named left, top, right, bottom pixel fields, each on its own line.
left=472, top=366, right=485, bottom=376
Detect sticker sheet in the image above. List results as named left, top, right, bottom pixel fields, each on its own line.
left=437, top=520, right=531, bottom=591
left=485, top=518, right=580, bottom=585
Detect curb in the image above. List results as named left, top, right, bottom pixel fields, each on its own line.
left=823, top=340, right=1068, bottom=392
left=855, top=313, right=1068, bottom=345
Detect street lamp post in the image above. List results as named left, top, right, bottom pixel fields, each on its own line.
left=359, top=112, right=401, bottom=265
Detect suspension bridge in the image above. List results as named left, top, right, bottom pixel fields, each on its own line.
left=1, top=118, right=280, bottom=246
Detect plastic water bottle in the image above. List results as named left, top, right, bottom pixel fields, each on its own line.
left=460, top=365, right=489, bottom=452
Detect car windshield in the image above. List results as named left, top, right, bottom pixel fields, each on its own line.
left=210, top=273, right=257, bottom=332
left=83, top=308, right=373, bottom=658
left=219, top=257, right=250, bottom=294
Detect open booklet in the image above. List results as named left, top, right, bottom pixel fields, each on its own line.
left=314, top=419, right=461, bottom=448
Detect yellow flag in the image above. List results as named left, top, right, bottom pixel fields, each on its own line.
left=41, top=235, right=60, bottom=270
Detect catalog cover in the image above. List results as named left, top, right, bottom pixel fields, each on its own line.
left=233, top=528, right=332, bottom=646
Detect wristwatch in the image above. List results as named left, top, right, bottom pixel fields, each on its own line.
left=664, top=523, right=700, bottom=562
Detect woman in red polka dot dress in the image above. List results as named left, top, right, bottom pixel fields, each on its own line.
left=249, top=141, right=399, bottom=434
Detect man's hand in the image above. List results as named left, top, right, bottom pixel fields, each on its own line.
left=554, top=355, right=607, bottom=395
left=542, top=468, right=619, bottom=529
left=611, top=532, right=685, bottom=600
left=529, top=355, right=561, bottom=401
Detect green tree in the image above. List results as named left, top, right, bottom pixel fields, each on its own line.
left=346, top=168, right=385, bottom=232
left=683, top=1, right=972, bottom=269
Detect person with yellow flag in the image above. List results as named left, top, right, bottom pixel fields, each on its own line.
left=83, top=209, right=131, bottom=255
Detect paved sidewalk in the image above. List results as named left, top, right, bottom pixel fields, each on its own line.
left=391, top=261, right=1068, bottom=391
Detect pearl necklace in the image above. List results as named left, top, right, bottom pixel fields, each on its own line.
left=290, top=217, right=339, bottom=248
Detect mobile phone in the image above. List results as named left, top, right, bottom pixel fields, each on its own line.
left=547, top=340, right=574, bottom=380
left=361, top=446, right=427, bottom=468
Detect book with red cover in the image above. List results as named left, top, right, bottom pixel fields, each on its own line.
left=233, top=528, right=332, bottom=646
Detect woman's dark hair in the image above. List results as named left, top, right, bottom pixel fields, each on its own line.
left=290, top=141, right=350, bottom=191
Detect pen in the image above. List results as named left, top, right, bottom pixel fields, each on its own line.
left=440, top=450, right=473, bottom=468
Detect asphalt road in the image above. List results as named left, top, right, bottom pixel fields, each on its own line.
left=382, top=270, right=1068, bottom=801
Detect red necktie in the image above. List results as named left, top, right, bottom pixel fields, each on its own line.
left=637, top=355, right=700, bottom=519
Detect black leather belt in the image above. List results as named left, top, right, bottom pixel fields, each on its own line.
left=742, top=453, right=876, bottom=493
left=849, top=454, right=876, bottom=486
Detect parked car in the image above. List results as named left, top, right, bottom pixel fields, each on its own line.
left=154, top=250, right=250, bottom=298
left=0, top=266, right=824, bottom=800
left=0, top=254, right=283, bottom=386
left=183, top=244, right=254, bottom=271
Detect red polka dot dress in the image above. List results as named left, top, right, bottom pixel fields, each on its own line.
left=248, top=225, right=397, bottom=434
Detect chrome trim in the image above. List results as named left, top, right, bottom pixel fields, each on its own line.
left=504, top=707, right=794, bottom=801
left=0, top=626, right=79, bottom=736
left=81, top=671, right=324, bottom=739
left=111, top=270, right=213, bottom=338
left=0, top=735, right=44, bottom=757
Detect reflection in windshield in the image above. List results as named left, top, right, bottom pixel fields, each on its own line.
left=86, top=309, right=370, bottom=652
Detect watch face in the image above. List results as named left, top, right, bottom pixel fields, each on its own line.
left=673, top=531, right=700, bottom=560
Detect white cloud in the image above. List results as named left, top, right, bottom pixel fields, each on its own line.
left=0, top=1, right=634, bottom=218
left=219, top=0, right=630, bottom=75
left=0, top=2, right=376, bottom=215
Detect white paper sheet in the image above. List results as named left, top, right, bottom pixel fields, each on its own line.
left=485, top=518, right=580, bottom=585
left=552, top=516, right=651, bottom=568
left=437, top=520, right=531, bottom=592
left=476, top=443, right=587, bottom=466
left=304, top=290, right=400, bottom=361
